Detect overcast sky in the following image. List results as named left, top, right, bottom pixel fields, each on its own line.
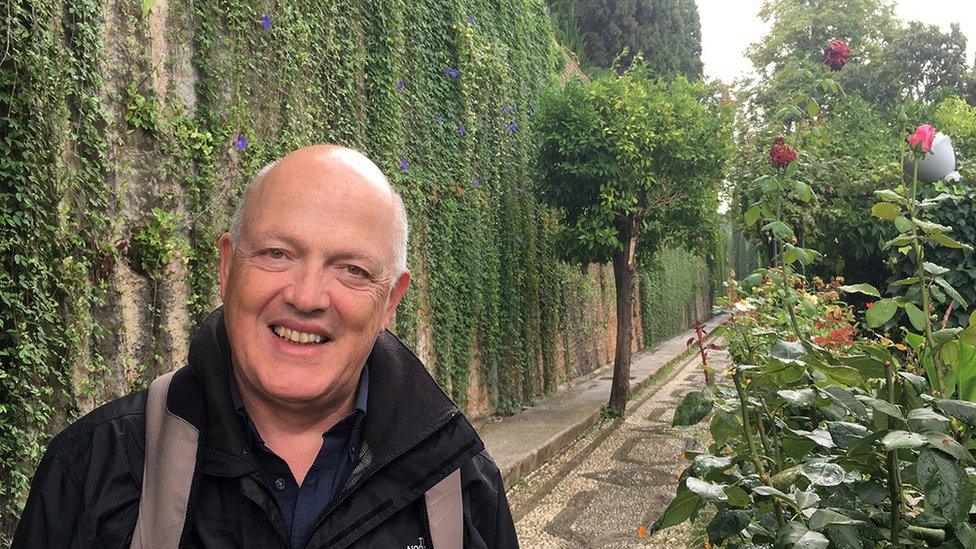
left=697, top=0, right=976, bottom=84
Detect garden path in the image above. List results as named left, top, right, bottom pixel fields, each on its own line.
left=506, top=341, right=730, bottom=548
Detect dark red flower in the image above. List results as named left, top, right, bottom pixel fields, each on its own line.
left=823, top=39, right=851, bottom=70
left=770, top=136, right=797, bottom=168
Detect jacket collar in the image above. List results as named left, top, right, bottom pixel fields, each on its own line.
left=182, top=308, right=464, bottom=477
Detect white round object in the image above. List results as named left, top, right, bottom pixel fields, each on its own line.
left=904, top=132, right=957, bottom=183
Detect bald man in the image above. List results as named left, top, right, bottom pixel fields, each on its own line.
left=14, top=146, right=518, bottom=548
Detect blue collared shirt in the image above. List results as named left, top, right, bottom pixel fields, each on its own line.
left=230, top=367, right=368, bottom=549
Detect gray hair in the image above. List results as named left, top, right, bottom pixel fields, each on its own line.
left=228, top=158, right=410, bottom=285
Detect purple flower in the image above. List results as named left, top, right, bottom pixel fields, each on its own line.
left=528, top=106, right=534, bottom=116
left=235, top=134, right=248, bottom=151
left=501, top=105, right=510, bottom=115
left=457, top=125, right=466, bottom=136
left=467, top=16, right=475, bottom=25
left=506, top=120, right=518, bottom=133
left=444, top=66, right=460, bottom=78
left=517, top=186, right=525, bottom=194
left=261, top=15, right=271, bottom=30
left=472, top=175, right=481, bottom=188
left=540, top=287, right=547, bottom=299
left=399, top=159, right=409, bottom=170
left=435, top=115, right=443, bottom=124
left=396, top=79, right=405, bottom=91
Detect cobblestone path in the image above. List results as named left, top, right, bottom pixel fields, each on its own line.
left=508, top=346, right=730, bottom=548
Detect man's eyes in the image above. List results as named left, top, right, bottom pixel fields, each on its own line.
left=344, top=265, right=370, bottom=278
left=261, top=248, right=288, bottom=260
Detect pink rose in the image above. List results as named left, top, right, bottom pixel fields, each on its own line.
left=907, top=124, right=937, bottom=153
left=823, top=39, right=851, bottom=70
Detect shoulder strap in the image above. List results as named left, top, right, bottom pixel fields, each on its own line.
left=130, top=371, right=201, bottom=549
left=424, top=468, right=463, bottom=549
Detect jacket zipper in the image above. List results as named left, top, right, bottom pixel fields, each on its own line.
left=303, top=410, right=460, bottom=547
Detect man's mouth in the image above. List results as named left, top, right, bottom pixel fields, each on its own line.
left=270, top=325, right=330, bottom=345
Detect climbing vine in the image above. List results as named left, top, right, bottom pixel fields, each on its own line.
left=1, top=0, right=720, bottom=537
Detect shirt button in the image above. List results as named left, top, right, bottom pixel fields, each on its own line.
left=274, top=477, right=287, bottom=491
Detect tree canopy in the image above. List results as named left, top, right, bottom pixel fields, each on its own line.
left=573, top=0, right=703, bottom=77
left=536, top=68, right=731, bottom=413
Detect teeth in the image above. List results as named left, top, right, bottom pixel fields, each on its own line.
left=272, top=325, right=324, bottom=344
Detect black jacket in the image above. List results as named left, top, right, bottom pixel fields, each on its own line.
left=13, top=309, right=518, bottom=548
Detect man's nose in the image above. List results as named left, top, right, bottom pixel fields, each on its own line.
left=283, top=263, right=331, bottom=313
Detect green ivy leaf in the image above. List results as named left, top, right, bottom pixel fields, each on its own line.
left=913, top=218, right=952, bottom=234
left=923, top=432, right=974, bottom=463
left=805, top=97, right=821, bottom=118
left=837, top=283, right=880, bottom=298
left=874, top=189, right=907, bottom=204
left=649, top=489, right=701, bottom=533
left=893, top=216, right=913, bottom=232
left=673, top=390, right=713, bottom=426
left=865, top=299, right=897, bottom=327
left=870, top=202, right=900, bottom=220
left=933, top=277, right=968, bottom=308
left=777, top=388, right=815, bottom=406
left=707, top=509, right=751, bottom=544
left=809, top=509, right=862, bottom=532
left=744, top=204, right=761, bottom=226
left=724, top=485, right=751, bottom=508
left=777, top=523, right=828, bottom=549
left=692, top=454, right=734, bottom=475
left=863, top=398, right=904, bottom=421
left=931, top=232, right=972, bottom=250
left=917, top=448, right=972, bottom=526
left=795, top=181, right=813, bottom=202
left=686, top=477, right=728, bottom=503
left=905, top=303, right=926, bottom=331
left=881, top=430, right=927, bottom=450
left=761, top=221, right=794, bottom=240
left=936, top=399, right=976, bottom=426
left=923, top=262, right=950, bottom=275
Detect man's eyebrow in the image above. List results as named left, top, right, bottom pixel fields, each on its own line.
left=260, top=232, right=304, bottom=248
left=260, top=232, right=383, bottom=266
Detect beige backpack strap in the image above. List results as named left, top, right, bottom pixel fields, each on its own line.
left=424, top=468, right=463, bottom=549
left=130, top=371, right=200, bottom=549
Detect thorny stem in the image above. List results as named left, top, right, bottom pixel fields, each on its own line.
left=733, top=369, right=785, bottom=527
left=885, top=361, right=903, bottom=541
left=755, top=414, right=777, bottom=475
left=904, top=157, right=944, bottom=395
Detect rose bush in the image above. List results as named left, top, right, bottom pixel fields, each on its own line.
left=652, top=122, right=976, bottom=547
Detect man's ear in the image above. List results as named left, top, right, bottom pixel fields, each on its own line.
left=381, top=270, right=411, bottom=331
left=218, top=233, right=234, bottom=302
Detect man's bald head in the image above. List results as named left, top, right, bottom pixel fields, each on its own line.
left=229, top=145, right=409, bottom=281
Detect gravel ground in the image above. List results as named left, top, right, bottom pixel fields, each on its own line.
left=507, top=346, right=729, bottom=548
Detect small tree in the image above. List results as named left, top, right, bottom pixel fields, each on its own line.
left=536, top=68, right=731, bottom=415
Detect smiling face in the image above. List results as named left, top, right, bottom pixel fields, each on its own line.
left=218, top=146, right=410, bottom=413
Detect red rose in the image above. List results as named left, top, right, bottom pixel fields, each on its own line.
left=823, top=39, right=851, bottom=70
left=907, top=124, right=937, bottom=153
left=866, top=301, right=874, bottom=309
left=770, top=136, right=797, bottom=168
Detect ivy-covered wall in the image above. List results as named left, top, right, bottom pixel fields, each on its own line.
left=0, top=0, right=716, bottom=535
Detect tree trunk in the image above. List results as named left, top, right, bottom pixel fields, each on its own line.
left=609, top=222, right=639, bottom=417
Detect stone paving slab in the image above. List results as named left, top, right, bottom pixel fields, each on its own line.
left=506, top=341, right=731, bottom=548
left=476, top=316, right=726, bottom=491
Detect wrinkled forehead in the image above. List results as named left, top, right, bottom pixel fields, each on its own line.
left=241, top=150, right=401, bottom=248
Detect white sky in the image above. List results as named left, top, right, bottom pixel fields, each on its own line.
left=697, top=0, right=976, bottom=85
